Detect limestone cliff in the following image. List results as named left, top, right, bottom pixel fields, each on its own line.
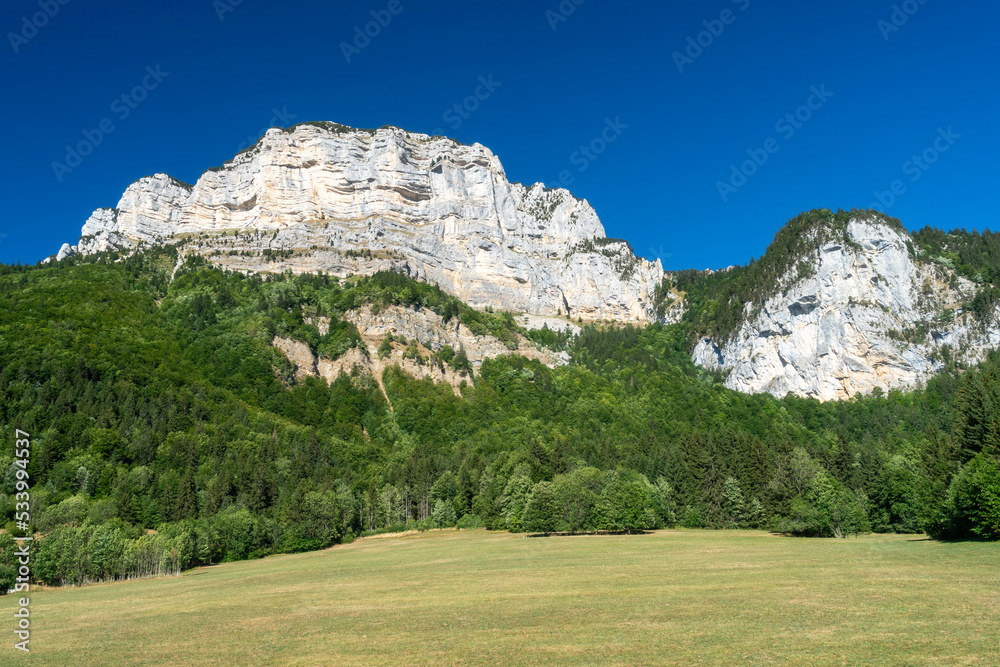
left=692, top=217, right=1000, bottom=401
left=58, top=122, right=663, bottom=323
left=50, top=122, right=1000, bottom=402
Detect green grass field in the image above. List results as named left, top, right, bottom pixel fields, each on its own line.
left=1, top=529, right=998, bottom=665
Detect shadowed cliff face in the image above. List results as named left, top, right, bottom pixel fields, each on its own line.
left=61, top=123, right=663, bottom=324
left=693, top=218, right=1000, bottom=401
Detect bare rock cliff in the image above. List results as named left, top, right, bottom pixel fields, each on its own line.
left=693, top=218, right=1000, bottom=401
left=60, top=122, right=663, bottom=323
left=53, top=123, right=1000, bottom=401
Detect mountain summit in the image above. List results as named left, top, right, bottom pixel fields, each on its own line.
left=55, top=122, right=663, bottom=323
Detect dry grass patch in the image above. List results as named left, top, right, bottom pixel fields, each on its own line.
left=1, top=529, right=998, bottom=665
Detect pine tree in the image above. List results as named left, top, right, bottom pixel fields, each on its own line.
left=177, top=465, right=198, bottom=520
left=722, top=477, right=746, bottom=528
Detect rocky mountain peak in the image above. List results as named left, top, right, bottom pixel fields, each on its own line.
left=55, top=122, right=665, bottom=323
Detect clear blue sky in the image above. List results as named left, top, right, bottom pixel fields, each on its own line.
left=1, top=0, right=996, bottom=269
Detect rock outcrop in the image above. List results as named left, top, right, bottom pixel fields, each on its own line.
left=693, top=217, right=1000, bottom=401
left=272, top=303, right=566, bottom=398
left=57, top=122, right=663, bottom=323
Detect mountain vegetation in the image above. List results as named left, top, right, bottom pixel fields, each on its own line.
left=1, top=232, right=999, bottom=592
left=911, top=226, right=1000, bottom=321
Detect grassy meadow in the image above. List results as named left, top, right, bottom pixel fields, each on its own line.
left=1, top=529, right=998, bottom=665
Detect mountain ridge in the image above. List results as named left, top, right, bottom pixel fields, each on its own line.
left=48, top=122, right=1000, bottom=401
left=688, top=214, right=1000, bottom=400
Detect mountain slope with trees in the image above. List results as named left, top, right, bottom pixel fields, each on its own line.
left=1, top=240, right=998, bottom=591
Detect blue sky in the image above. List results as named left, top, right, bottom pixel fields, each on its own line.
left=1, top=0, right=997, bottom=270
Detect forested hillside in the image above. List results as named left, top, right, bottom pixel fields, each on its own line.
left=1, top=244, right=998, bottom=591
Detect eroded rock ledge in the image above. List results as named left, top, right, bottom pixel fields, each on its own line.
left=272, top=303, right=566, bottom=398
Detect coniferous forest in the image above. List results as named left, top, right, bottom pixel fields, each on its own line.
left=1, top=231, right=999, bottom=592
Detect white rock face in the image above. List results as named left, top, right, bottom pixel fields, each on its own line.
left=518, top=313, right=582, bottom=336
left=344, top=304, right=563, bottom=367
left=64, top=123, right=663, bottom=323
left=55, top=243, right=75, bottom=261
left=79, top=208, right=127, bottom=254
left=693, top=218, right=1000, bottom=401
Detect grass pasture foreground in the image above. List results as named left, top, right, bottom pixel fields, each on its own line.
left=1, top=529, right=998, bottom=665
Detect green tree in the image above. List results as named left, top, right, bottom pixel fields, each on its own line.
left=594, top=474, right=653, bottom=534
left=523, top=481, right=559, bottom=533
left=300, top=491, right=343, bottom=547
left=432, top=499, right=457, bottom=527
left=0, top=533, right=18, bottom=593
left=870, top=455, right=926, bottom=533
left=451, top=349, right=472, bottom=375
left=722, top=477, right=746, bottom=528
left=500, top=464, right=533, bottom=531
left=378, top=334, right=393, bottom=359
left=552, top=467, right=602, bottom=532
left=650, top=477, right=677, bottom=527
left=780, top=469, right=870, bottom=538
left=928, top=452, right=1000, bottom=540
